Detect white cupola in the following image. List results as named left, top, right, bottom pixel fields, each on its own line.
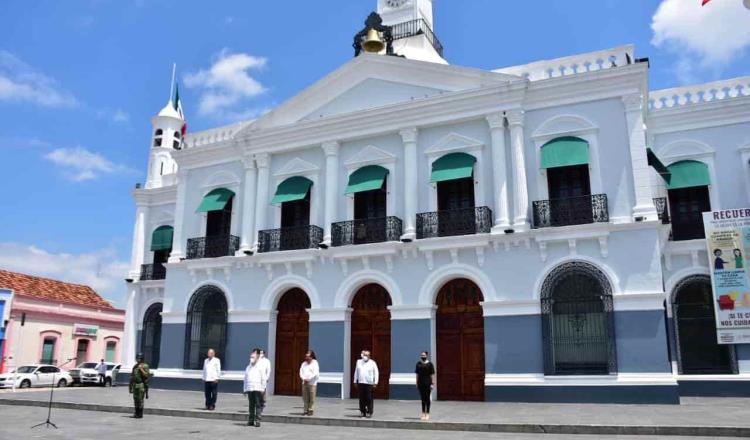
left=145, top=98, right=184, bottom=189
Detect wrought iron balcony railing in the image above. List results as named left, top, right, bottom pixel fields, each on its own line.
left=416, top=206, right=493, bottom=239
left=331, top=216, right=403, bottom=247
left=532, top=194, right=609, bottom=229
left=391, top=19, right=444, bottom=57
left=140, top=263, right=166, bottom=281
left=186, top=235, right=240, bottom=259
left=258, top=225, right=324, bottom=253
left=653, top=197, right=671, bottom=224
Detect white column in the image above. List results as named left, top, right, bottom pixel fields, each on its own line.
left=487, top=113, right=510, bottom=233
left=400, top=128, right=419, bottom=240
left=121, top=286, right=138, bottom=368
left=128, top=203, right=148, bottom=280
left=623, top=94, right=658, bottom=221
left=253, top=153, right=271, bottom=247
left=168, top=169, right=189, bottom=262
left=322, top=142, right=340, bottom=245
left=238, top=155, right=257, bottom=254
left=508, top=109, right=530, bottom=230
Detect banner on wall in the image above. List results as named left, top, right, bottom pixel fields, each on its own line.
left=73, top=323, right=98, bottom=337
left=703, top=209, right=750, bottom=344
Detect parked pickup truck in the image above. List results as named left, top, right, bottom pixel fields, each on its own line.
left=69, top=362, right=121, bottom=386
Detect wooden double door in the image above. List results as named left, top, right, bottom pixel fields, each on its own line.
left=350, top=284, right=392, bottom=399
left=274, top=289, right=311, bottom=396
left=436, top=279, right=485, bottom=401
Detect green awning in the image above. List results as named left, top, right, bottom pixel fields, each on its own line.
left=345, top=165, right=389, bottom=194
left=430, top=152, right=476, bottom=183
left=271, top=176, right=313, bottom=204
left=666, top=160, right=711, bottom=190
left=196, top=188, right=235, bottom=212
left=150, top=225, right=174, bottom=251
left=541, top=137, right=589, bottom=169
left=647, top=148, right=671, bottom=183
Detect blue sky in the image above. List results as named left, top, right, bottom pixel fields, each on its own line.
left=0, top=0, right=749, bottom=306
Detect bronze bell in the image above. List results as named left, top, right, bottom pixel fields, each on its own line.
left=361, top=28, right=385, bottom=53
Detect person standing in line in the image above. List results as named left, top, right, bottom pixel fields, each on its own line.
left=243, top=350, right=266, bottom=428
left=97, top=359, right=107, bottom=386
left=353, top=349, right=378, bottom=418
left=258, top=349, right=271, bottom=418
left=202, top=348, right=221, bottom=410
left=129, top=353, right=150, bottom=419
left=415, top=351, right=435, bottom=421
left=299, top=350, right=319, bottom=416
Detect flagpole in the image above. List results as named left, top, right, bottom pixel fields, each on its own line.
left=169, top=63, right=176, bottom=102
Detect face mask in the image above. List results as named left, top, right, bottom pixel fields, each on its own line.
left=421, top=356, right=427, bottom=361
left=362, top=355, right=369, bottom=361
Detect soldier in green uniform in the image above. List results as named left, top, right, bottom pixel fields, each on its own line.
left=129, top=353, right=150, bottom=419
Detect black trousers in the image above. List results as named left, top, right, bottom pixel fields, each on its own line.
left=98, top=374, right=106, bottom=385
left=418, top=384, right=431, bottom=413
left=247, top=391, right=262, bottom=424
left=204, top=381, right=218, bottom=408
left=357, top=384, right=374, bottom=415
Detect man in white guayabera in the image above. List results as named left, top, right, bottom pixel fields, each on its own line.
left=202, top=348, right=221, bottom=410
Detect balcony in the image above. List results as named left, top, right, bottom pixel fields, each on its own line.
left=140, top=263, right=166, bottom=281
left=416, top=206, right=492, bottom=239
left=331, top=217, right=403, bottom=247
left=258, top=225, right=324, bottom=253
left=532, top=194, right=609, bottom=229
left=391, top=19, right=444, bottom=57
left=186, top=235, right=240, bottom=259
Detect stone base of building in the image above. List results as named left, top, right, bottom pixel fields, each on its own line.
left=678, top=379, right=750, bottom=397
left=484, top=385, right=679, bottom=404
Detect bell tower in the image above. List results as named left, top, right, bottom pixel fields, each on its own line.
left=377, top=0, right=445, bottom=64
left=145, top=99, right=183, bottom=189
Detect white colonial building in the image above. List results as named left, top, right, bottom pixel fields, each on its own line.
left=122, top=0, right=750, bottom=403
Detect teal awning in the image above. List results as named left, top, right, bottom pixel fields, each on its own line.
left=345, top=165, right=389, bottom=194
left=430, top=152, right=476, bottom=183
left=666, top=160, right=711, bottom=190
left=271, top=176, right=313, bottom=204
left=196, top=188, right=235, bottom=212
left=150, top=225, right=174, bottom=251
left=647, top=148, right=671, bottom=183
left=541, top=137, right=589, bottom=169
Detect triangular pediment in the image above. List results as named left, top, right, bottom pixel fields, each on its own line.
left=274, top=157, right=320, bottom=177
left=344, top=145, right=396, bottom=168
left=425, top=133, right=485, bottom=155
left=242, top=54, right=522, bottom=133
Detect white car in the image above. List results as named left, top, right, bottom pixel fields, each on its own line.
left=0, top=365, right=73, bottom=389
left=69, top=362, right=121, bottom=386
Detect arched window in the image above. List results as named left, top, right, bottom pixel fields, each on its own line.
left=105, top=340, right=117, bottom=363
left=184, top=286, right=228, bottom=370
left=173, top=130, right=182, bottom=150
left=541, top=261, right=616, bottom=375
left=41, top=337, right=56, bottom=364
left=666, top=160, right=711, bottom=241
left=153, top=129, right=163, bottom=147
left=672, top=275, right=737, bottom=374
left=141, top=303, right=163, bottom=368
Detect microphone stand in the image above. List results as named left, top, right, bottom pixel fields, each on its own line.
left=31, top=358, right=76, bottom=429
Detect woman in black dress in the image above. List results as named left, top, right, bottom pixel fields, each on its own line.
left=415, top=351, right=435, bottom=420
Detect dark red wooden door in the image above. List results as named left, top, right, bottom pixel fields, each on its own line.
left=436, top=279, right=485, bottom=401
left=274, top=288, right=311, bottom=396
left=350, top=284, right=391, bottom=399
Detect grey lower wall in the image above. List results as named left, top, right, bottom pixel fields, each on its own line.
left=391, top=319, right=431, bottom=373
left=225, top=322, right=269, bottom=371
left=317, top=383, right=342, bottom=398
left=159, top=323, right=186, bottom=369
left=309, top=321, right=345, bottom=372
left=485, top=385, right=679, bottom=404
left=615, top=310, right=671, bottom=373
left=484, top=315, right=544, bottom=374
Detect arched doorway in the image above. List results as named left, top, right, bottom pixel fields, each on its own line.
left=274, top=288, right=311, bottom=396
left=541, top=261, right=616, bottom=375
left=673, top=275, right=737, bottom=374
left=142, top=303, right=163, bottom=368
left=184, top=286, right=228, bottom=370
left=350, top=284, right=391, bottom=399
left=436, top=279, right=485, bottom=401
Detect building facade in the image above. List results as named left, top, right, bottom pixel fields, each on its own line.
left=0, top=270, right=125, bottom=372
left=122, top=0, right=750, bottom=403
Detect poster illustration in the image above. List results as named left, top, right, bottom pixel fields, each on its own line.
left=703, top=209, right=750, bottom=344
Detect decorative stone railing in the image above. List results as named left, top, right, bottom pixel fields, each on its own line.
left=648, top=76, right=750, bottom=110
left=494, top=45, right=635, bottom=81
left=182, top=121, right=253, bottom=149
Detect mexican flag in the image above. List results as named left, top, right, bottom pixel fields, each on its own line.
left=174, top=82, right=187, bottom=140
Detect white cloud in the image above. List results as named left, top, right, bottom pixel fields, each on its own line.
left=0, top=242, right=128, bottom=307
left=0, top=50, right=77, bottom=108
left=651, top=0, right=750, bottom=82
left=44, top=146, right=135, bottom=182
left=113, top=109, right=130, bottom=123
left=184, top=49, right=268, bottom=117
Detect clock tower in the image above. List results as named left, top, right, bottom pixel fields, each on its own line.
left=376, top=0, right=445, bottom=64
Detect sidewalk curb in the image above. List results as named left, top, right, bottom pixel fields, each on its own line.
left=1, top=398, right=748, bottom=437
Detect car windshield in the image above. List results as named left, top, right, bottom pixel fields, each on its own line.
left=78, top=363, right=98, bottom=369
left=15, top=366, right=36, bottom=374
left=106, top=365, right=117, bottom=371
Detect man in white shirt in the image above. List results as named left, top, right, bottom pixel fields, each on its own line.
left=258, top=349, right=271, bottom=417
left=353, top=349, right=378, bottom=418
left=202, top=349, right=221, bottom=410
left=299, top=350, right=320, bottom=416
left=96, top=359, right=108, bottom=386
left=243, top=349, right=266, bottom=427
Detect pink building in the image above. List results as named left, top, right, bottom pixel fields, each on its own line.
left=0, top=270, right=125, bottom=373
